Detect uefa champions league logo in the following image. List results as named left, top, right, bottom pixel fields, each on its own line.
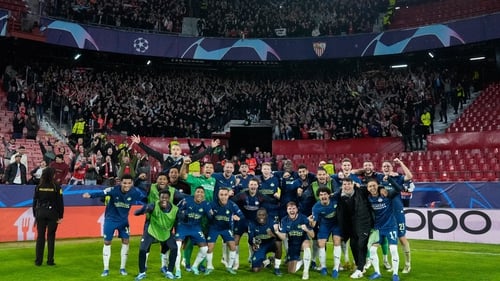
left=133, top=37, right=149, bottom=53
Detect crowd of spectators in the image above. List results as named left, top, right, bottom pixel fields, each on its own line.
left=200, top=0, right=386, bottom=38
left=42, top=0, right=387, bottom=37
left=43, top=0, right=187, bottom=33
left=3, top=63, right=472, bottom=151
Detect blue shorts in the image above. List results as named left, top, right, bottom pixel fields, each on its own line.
left=233, top=219, right=248, bottom=236
left=287, top=241, right=304, bottom=261
left=379, top=229, right=398, bottom=245
left=103, top=220, right=130, bottom=241
left=394, top=211, right=407, bottom=237
left=252, top=242, right=277, bottom=268
left=207, top=228, right=234, bottom=243
left=317, top=224, right=342, bottom=240
left=175, top=224, right=206, bottom=244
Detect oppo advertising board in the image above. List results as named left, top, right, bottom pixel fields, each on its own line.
left=405, top=208, right=500, bottom=244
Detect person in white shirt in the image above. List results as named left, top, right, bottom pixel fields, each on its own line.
left=10, top=145, right=28, bottom=172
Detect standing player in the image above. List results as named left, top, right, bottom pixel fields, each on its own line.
left=179, top=158, right=216, bottom=270
left=377, top=158, right=413, bottom=274
left=259, top=162, right=281, bottom=222
left=331, top=158, right=362, bottom=189
left=205, top=188, right=244, bottom=274
left=310, top=167, right=335, bottom=200
left=248, top=208, right=283, bottom=276
left=310, top=187, right=342, bottom=278
left=231, top=178, right=270, bottom=270
left=82, top=174, right=146, bottom=277
left=139, top=172, right=184, bottom=276
left=134, top=189, right=178, bottom=280
left=366, top=178, right=403, bottom=281
left=353, top=160, right=392, bottom=271
left=174, top=187, right=213, bottom=277
left=211, top=161, right=236, bottom=201
left=274, top=201, right=315, bottom=280
left=295, top=164, right=317, bottom=216
left=234, top=162, right=255, bottom=194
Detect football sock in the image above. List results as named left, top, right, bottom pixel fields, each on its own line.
left=103, top=245, right=111, bottom=270
left=403, top=241, right=411, bottom=266
left=370, top=246, right=380, bottom=274
left=206, top=252, right=214, bottom=269
left=390, top=244, right=399, bottom=275
left=333, top=245, right=341, bottom=271
left=120, top=244, right=129, bottom=269
left=319, top=247, right=326, bottom=268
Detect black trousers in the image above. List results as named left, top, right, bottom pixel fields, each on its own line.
left=138, top=232, right=177, bottom=273
left=344, top=228, right=370, bottom=271
left=35, top=208, right=59, bottom=265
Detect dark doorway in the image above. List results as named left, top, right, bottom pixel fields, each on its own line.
left=229, top=126, right=272, bottom=157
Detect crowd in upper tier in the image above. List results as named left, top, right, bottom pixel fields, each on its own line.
left=43, top=0, right=387, bottom=37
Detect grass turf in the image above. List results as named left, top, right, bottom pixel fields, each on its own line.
left=1, top=237, right=500, bottom=281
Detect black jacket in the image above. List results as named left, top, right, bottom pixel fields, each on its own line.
left=334, top=186, right=374, bottom=236
left=4, top=162, right=28, bottom=184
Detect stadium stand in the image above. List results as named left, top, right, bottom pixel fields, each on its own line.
left=389, top=0, right=500, bottom=30
left=446, top=82, right=500, bottom=133
left=37, top=0, right=387, bottom=37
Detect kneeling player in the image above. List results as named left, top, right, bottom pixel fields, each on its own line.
left=274, top=202, right=315, bottom=280
left=249, top=208, right=283, bottom=276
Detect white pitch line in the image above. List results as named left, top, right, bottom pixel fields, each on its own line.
left=416, top=248, right=500, bottom=256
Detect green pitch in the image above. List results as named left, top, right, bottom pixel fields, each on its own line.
left=1, top=238, right=499, bottom=281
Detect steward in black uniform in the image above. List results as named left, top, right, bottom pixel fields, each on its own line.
left=33, top=167, right=64, bottom=266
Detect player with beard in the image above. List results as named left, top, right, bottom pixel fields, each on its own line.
left=234, top=162, right=255, bottom=194
left=205, top=188, right=244, bottom=274
left=274, top=201, right=314, bottom=280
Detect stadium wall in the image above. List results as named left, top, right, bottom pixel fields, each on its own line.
left=426, top=131, right=500, bottom=150
left=272, top=137, right=404, bottom=155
